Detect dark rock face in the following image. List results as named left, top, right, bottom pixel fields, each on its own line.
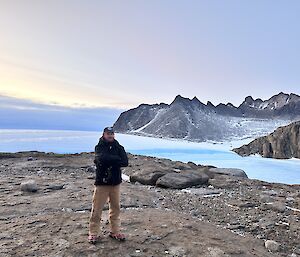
left=113, top=103, right=167, bottom=132
left=113, top=92, right=299, bottom=141
left=233, top=121, right=300, bottom=159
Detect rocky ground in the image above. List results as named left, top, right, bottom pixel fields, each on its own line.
left=0, top=152, right=299, bottom=257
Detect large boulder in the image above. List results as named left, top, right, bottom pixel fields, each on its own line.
left=208, top=168, right=248, bottom=178
left=156, top=170, right=209, bottom=189
left=130, top=168, right=173, bottom=185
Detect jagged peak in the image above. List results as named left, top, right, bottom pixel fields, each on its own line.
left=207, top=101, right=215, bottom=108
left=244, top=96, right=255, bottom=103
left=216, top=103, right=226, bottom=108
left=138, top=92, right=300, bottom=111
left=278, top=92, right=289, bottom=96
left=290, top=93, right=300, bottom=98
left=171, top=95, right=191, bottom=105
left=192, top=96, right=199, bottom=102
left=266, top=92, right=290, bottom=102
left=174, top=94, right=188, bottom=100
left=226, top=102, right=236, bottom=108
left=137, top=103, right=153, bottom=108
left=191, top=96, right=206, bottom=107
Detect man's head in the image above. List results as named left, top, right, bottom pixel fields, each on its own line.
left=103, top=127, right=115, bottom=142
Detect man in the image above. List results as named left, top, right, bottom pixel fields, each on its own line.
left=88, top=127, right=128, bottom=244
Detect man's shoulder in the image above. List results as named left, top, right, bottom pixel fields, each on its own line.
left=114, top=140, right=125, bottom=149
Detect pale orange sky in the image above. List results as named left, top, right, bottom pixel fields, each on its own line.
left=1, top=1, right=300, bottom=108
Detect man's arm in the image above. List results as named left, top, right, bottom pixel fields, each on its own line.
left=118, top=146, right=128, bottom=167
left=94, top=143, right=121, bottom=164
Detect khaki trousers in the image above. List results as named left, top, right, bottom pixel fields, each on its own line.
left=89, top=184, right=121, bottom=235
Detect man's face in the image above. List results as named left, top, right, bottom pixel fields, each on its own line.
left=103, top=131, right=115, bottom=142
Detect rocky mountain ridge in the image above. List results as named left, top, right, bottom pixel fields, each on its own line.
left=233, top=121, right=300, bottom=159
left=113, top=92, right=300, bottom=141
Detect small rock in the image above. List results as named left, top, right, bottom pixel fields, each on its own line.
left=122, top=174, right=130, bottom=182
left=182, top=188, right=222, bottom=197
left=286, top=197, right=295, bottom=202
left=21, top=180, right=38, bottom=192
left=228, top=223, right=245, bottom=230
left=265, top=240, right=280, bottom=252
left=238, top=202, right=256, bottom=208
left=55, top=238, right=70, bottom=249
left=258, top=218, right=274, bottom=229
left=27, top=157, right=34, bottom=161
left=187, top=161, right=198, bottom=169
left=265, top=202, right=286, bottom=212
left=168, top=246, right=186, bottom=256
left=190, top=210, right=199, bottom=216
left=261, top=190, right=279, bottom=196
left=173, top=161, right=192, bottom=170
left=37, top=170, right=44, bottom=175
left=62, top=208, right=73, bottom=212
left=289, top=254, right=297, bottom=257
left=86, top=166, right=96, bottom=173
left=46, top=184, right=64, bottom=190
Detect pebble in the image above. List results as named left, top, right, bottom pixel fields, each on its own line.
left=265, top=240, right=280, bottom=252
left=261, top=190, right=279, bottom=196
left=265, top=202, right=286, bottom=212
left=168, top=246, right=186, bottom=256
left=46, top=184, right=64, bottom=190
left=37, top=170, right=44, bottom=175
left=86, top=166, right=96, bottom=173
left=289, top=254, right=297, bottom=257
left=286, top=197, right=295, bottom=202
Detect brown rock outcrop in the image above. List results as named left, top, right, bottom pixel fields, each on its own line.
left=233, top=121, right=300, bottom=159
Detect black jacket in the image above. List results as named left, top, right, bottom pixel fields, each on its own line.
left=94, top=137, right=128, bottom=186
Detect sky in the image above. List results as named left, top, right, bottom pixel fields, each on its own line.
left=0, top=0, right=300, bottom=109
left=0, top=95, right=121, bottom=130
